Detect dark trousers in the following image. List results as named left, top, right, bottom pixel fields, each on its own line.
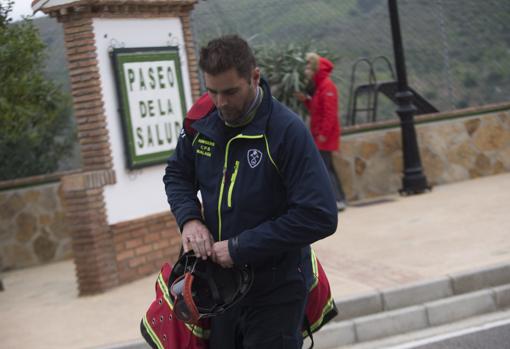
left=320, top=151, right=345, bottom=203
left=209, top=294, right=307, bottom=349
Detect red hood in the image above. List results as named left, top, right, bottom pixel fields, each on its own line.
left=313, top=57, right=334, bottom=86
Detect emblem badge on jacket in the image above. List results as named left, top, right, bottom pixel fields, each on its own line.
left=247, top=149, right=263, bottom=168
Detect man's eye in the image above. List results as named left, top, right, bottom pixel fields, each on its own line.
left=225, top=90, right=237, bottom=96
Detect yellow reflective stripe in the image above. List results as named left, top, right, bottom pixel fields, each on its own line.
left=309, top=248, right=319, bottom=291
left=302, top=296, right=336, bottom=337
left=192, top=132, right=200, bottom=146
left=186, top=323, right=210, bottom=339
left=143, top=314, right=165, bottom=349
left=227, top=161, right=240, bottom=207
left=157, top=273, right=174, bottom=309
left=218, top=134, right=263, bottom=241
left=217, top=169, right=227, bottom=241
left=311, top=296, right=336, bottom=332
left=263, top=135, right=280, bottom=175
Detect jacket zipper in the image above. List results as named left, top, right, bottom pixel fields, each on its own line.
left=227, top=160, right=240, bottom=208
left=217, top=134, right=263, bottom=241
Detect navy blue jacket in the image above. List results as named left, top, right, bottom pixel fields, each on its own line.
left=164, top=79, right=337, bottom=301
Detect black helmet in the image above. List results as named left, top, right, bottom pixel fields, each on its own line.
left=168, top=251, right=253, bottom=325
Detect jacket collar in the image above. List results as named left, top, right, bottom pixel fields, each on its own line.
left=192, top=78, right=273, bottom=143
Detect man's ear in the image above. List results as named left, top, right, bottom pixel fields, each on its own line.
left=252, top=67, right=261, bottom=86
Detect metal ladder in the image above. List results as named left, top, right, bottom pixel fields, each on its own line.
left=346, top=56, right=438, bottom=126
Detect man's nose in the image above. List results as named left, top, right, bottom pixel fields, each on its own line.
left=217, top=93, right=228, bottom=107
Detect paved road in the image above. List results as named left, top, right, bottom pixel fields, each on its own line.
left=384, top=318, right=510, bottom=349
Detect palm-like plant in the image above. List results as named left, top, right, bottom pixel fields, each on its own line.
left=255, top=42, right=337, bottom=121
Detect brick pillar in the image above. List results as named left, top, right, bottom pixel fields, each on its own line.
left=181, top=11, right=201, bottom=101
left=35, top=0, right=200, bottom=295
left=62, top=16, right=113, bottom=171
left=61, top=170, right=118, bottom=295
left=58, top=15, right=118, bottom=295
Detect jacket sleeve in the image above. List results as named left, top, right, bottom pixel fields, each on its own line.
left=229, top=117, right=338, bottom=265
left=163, top=128, right=203, bottom=231
left=315, top=83, right=338, bottom=139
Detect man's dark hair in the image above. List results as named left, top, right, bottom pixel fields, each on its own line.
left=199, top=35, right=256, bottom=81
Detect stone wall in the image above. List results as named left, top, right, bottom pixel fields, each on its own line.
left=336, top=105, right=510, bottom=201
left=0, top=181, right=71, bottom=271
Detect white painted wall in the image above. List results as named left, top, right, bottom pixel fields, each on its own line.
left=93, top=18, right=193, bottom=225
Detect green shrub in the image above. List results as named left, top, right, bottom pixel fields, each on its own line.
left=0, top=1, right=74, bottom=181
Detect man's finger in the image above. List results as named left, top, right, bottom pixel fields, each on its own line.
left=199, top=241, right=208, bottom=260
left=182, top=237, right=191, bottom=253
left=203, top=238, right=213, bottom=257
left=193, top=239, right=205, bottom=259
left=190, top=240, right=202, bottom=258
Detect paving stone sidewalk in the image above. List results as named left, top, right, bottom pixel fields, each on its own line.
left=1, top=173, right=509, bottom=349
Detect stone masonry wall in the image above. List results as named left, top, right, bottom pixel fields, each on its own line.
left=0, top=182, right=71, bottom=271
left=336, top=108, right=510, bottom=201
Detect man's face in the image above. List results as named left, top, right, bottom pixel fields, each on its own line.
left=305, top=60, right=314, bottom=80
left=204, top=67, right=260, bottom=123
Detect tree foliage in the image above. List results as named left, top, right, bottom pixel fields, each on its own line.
left=0, top=1, right=73, bottom=181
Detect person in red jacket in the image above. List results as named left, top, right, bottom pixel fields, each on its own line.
left=296, top=53, right=347, bottom=211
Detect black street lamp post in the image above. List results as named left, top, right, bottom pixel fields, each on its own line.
left=388, top=0, right=430, bottom=195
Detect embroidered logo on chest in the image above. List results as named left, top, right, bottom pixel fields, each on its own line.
left=247, top=149, right=263, bottom=168
left=195, top=137, right=215, bottom=158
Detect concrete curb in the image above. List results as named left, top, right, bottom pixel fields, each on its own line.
left=425, top=289, right=497, bottom=326
left=449, top=263, right=510, bottom=294
left=355, top=305, right=429, bottom=342
left=494, top=284, right=510, bottom=308
left=316, top=286, right=507, bottom=348
left=312, top=262, right=510, bottom=348
left=382, top=278, right=453, bottom=311
left=333, top=262, right=510, bottom=321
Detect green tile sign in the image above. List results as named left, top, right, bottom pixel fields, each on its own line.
left=111, top=47, right=187, bottom=169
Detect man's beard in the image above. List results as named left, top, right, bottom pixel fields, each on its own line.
left=219, top=106, right=243, bottom=122
left=219, top=89, right=255, bottom=123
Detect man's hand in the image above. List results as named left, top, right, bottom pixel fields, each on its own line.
left=318, top=134, right=327, bottom=143
left=182, top=219, right=214, bottom=260
left=212, top=240, right=233, bottom=268
left=293, top=91, right=308, bottom=103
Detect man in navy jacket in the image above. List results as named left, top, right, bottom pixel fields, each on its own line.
left=164, top=35, right=337, bottom=349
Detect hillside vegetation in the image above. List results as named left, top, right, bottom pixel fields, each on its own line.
left=33, top=0, right=510, bottom=124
